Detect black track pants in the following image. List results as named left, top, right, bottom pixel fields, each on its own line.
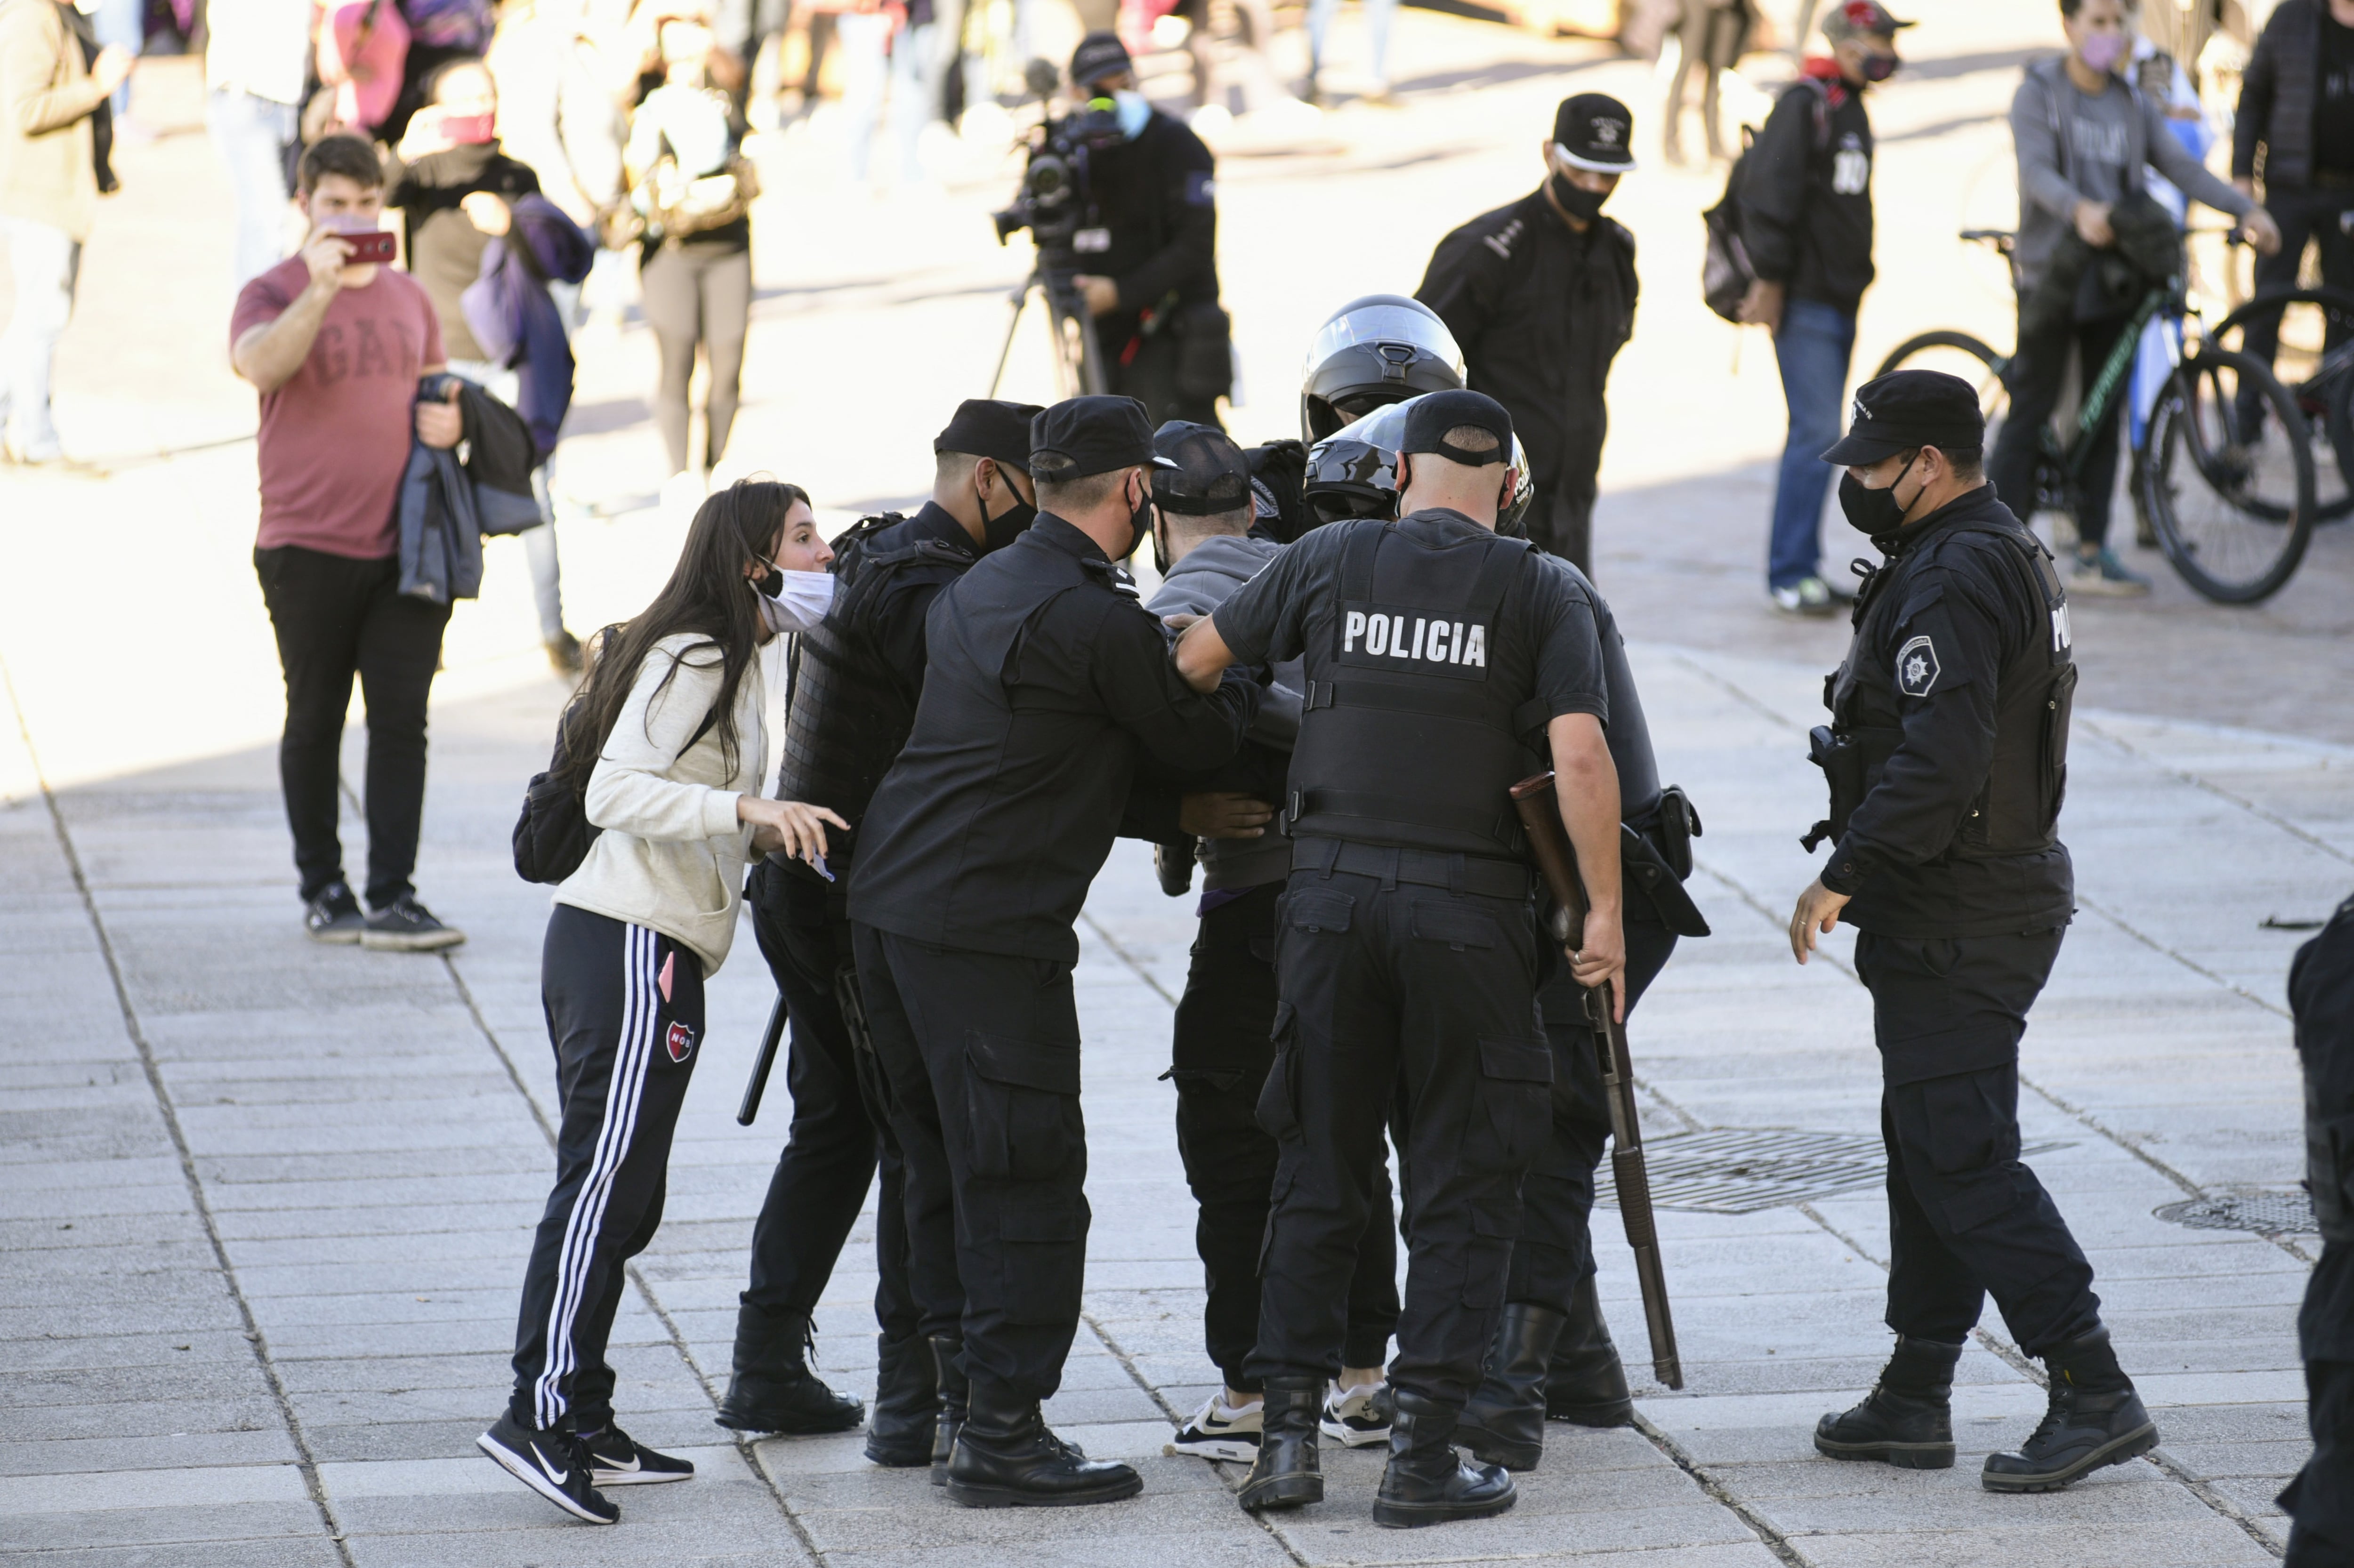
left=854, top=924, right=1087, bottom=1406
left=1171, top=883, right=1398, bottom=1391
left=742, top=864, right=916, bottom=1338
left=508, top=906, right=703, bottom=1431
left=1246, top=867, right=1546, bottom=1411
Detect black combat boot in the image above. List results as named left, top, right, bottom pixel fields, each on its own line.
left=863, top=1332, right=936, bottom=1467
left=1545, top=1275, right=1634, bottom=1427
left=945, top=1381, right=1145, bottom=1508
left=713, top=1303, right=865, bottom=1435
left=1983, top=1327, right=2157, bottom=1492
left=1370, top=1389, right=1517, bottom=1529
left=927, top=1334, right=967, bottom=1487
left=1237, top=1375, right=1324, bottom=1512
left=1457, top=1303, right=1569, bottom=1472
left=1814, top=1335, right=1964, bottom=1469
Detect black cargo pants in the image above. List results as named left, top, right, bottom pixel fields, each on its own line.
left=853, top=924, right=1090, bottom=1407
left=2283, top=1356, right=2354, bottom=1567
left=1246, top=859, right=1549, bottom=1411
left=1855, top=926, right=2102, bottom=1357
left=1170, top=882, right=1400, bottom=1392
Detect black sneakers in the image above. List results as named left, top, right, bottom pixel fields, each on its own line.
left=579, top=1422, right=695, bottom=1486
left=303, top=883, right=365, bottom=944
left=360, top=894, right=466, bottom=952
left=478, top=1411, right=619, bottom=1524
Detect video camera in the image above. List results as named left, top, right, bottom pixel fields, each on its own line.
left=992, top=59, right=1126, bottom=270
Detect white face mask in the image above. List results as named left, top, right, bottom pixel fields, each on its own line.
left=1113, top=88, right=1150, bottom=140
left=755, top=568, right=835, bottom=635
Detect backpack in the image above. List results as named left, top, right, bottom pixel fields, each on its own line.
left=512, top=685, right=720, bottom=885
left=1701, top=78, right=1829, bottom=323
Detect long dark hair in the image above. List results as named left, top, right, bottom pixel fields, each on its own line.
left=551, top=479, right=810, bottom=796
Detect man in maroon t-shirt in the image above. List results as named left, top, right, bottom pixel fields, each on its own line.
left=232, top=134, right=466, bottom=952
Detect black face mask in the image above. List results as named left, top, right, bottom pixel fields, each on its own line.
left=979, top=481, right=1036, bottom=554
left=1861, top=51, right=1899, bottom=82
left=1150, top=515, right=1171, bottom=578
left=1837, top=450, right=1922, bottom=539
left=1126, top=480, right=1156, bottom=562
left=1548, top=172, right=1609, bottom=225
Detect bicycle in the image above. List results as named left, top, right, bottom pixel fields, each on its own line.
left=2206, top=285, right=2354, bottom=520
left=1875, top=230, right=2318, bottom=604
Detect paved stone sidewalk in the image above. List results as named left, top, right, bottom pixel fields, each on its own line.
left=4, top=624, right=2343, bottom=1567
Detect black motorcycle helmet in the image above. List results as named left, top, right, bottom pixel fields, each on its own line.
left=1298, top=295, right=1468, bottom=444
left=1301, top=393, right=1537, bottom=536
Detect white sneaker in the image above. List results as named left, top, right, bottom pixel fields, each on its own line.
left=1770, top=576, right=1838, bottom=617
left=1167, top=1392, right=1262, bottom=1462
left=1319, top=1381, right=1392, bottom=1447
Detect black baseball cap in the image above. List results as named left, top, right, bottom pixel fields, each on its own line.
left=1069, top=30, right=1132, bottom=89
left=935, top=398, right=1044, bottom=467
left=1820, top=370, right=1984, bottom=465
left=1151, top=421, right=1252, bottom=515
left=1401, top=389, right=1514, bottom=467
left=1030, top=395, right=1177, bottom=482
left=1553, top=92, right=1636, bottom=173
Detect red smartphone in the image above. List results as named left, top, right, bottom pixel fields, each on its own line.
left=342, top=230, right=398, bottom=264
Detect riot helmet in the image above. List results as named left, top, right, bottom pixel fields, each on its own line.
left=1301, top=393, right=1536, bottom=537
left=1298, top=295, right=1467, bottom=444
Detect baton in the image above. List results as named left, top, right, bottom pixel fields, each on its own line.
left=736, top=996, right=787, bottom=1126
left=1510, top=771, right=1685, bottom=1391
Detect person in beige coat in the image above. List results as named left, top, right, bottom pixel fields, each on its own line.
left=0, top=0, right=129, bottom=464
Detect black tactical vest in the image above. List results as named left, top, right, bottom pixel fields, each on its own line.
left=1830, top=520, right=2077, bottom=859
left=1284, top=519, right=1540, bottom=861
left=775, top=514, right=977, bottom=860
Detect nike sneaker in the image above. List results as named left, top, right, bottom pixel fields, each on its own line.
left=1168, top=1392, right=1262, bottom=1463
left=478, top=1411, right=620, bottom=1524
left=1321, top=1381, right=1393, bottom=1447
left=580, top=1422, right=695, bottom=1486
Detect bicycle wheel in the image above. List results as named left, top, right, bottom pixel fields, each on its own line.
left=2143, top=345, right=2317, bottom=603
left=2207, top=287, right=2354, bottom=521
left=1875, top=331, right=2012, bottom=430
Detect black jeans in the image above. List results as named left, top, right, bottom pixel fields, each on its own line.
left=253, top=545, right=450, bottom=908
left=2242, top=185, right=2354, bottom=392
left=1988, top=305, right=2135, bottom=548
left=2284, top=1357, right=2354, bottom=1566
left=508, top=907, right=702, bottom=1431
left=640, top=238, right=751, bottom=473
left=1170, top=884, right=1397, bottom=1391
left=1854, top=927, right=2101, bottom=1357
left=742, top=862, right=917, bottom=1339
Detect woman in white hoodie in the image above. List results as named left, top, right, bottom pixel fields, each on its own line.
left=480, top=480, right=844, bottom=1525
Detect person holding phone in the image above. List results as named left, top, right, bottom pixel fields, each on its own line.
left=232, top=134, right=468, bottom=952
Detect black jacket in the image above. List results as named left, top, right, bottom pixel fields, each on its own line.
left=847, top=515, right=1257, bottom=962
left=1416, top=188, right=1638, bottom=508
left=1740, top=72, right=1877, bottom=312
left=2233, top=0, right=2337, bottom=189
left=1078, top=111, right=1219, bottom=349
left=2291, top=894, right=2354, bottom=1360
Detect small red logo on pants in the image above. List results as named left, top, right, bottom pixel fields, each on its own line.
left=665, top=1022, right=696, bottom=1063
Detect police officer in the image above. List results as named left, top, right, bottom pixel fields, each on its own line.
left=719, top=401, right=1042, bottom=1461
left=848, top=395, right=1258, bottom=1508
left=1416, top=94, right=1639, bottom=577
left=1143, top=420, right=1403, bottom=1466
left=1792, top=370, right=2154, bottom=1492
left=1174, top=389, right=1627, bottom=1528
left=2282, top=892, right=2354, bottom=1565
left=1063, top=32, right=1228, bottom=428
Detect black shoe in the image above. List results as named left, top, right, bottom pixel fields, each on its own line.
left=478, top=1411, right=619, bottom=1524
left=1983, top=1328, right=2158, bottom=1492
left=929, top=1333, right=967, bottom=1487
left=1546, top=1275, right=1635, bottom=1427
left=713, top=1303, right=864, bottom=1435
left=359, top=894, right=466, bottom=952
left=304, top=882, right=365, bottom=945
left=580, top=1421, right=694, bottom=1486
left=864, top=1331, right=936, bottom=1467
left=1814, top=1336, right=1963, bottom=1470
left=1459, top=1303, right=1568, bottom=1472
left=1371, top=1389, right=1517, bottom=1529
left=946, top=1383, right=1144, bottom=1508
left=547, top=630, right=584, bottom=676
left=1237, top=1376, right=1322, bottom=1512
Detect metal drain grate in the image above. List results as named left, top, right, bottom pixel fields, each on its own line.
left=2154, top=1190, right=2318, bottom=1235
left=1596, top=1128, right=2071, bottom=1216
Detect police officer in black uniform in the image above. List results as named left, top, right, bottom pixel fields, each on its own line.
left=1417, top=94, right=1640, bottom=577
left=848, top=395, right=1258, bottom=1508
left=1793, top=370, right=2154, bottom=1493
left=2283, top=892, right=2354, bottom=1565
left=1063, top=32, right=1228, bottom=428
left=1174, top=389, right=1627, bottom=1528
left=717, top=401, right=1043, bottom=1459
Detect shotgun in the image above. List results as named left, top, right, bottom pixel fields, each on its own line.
left=736, top=996, right=788, bottom=1126
left=1509, top=771, right=1685, bottom=1391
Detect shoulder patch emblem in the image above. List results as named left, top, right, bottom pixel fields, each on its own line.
left=1483, top=217, right=1523, bottom=260
left=1896, top=635, right=1939, bottom=697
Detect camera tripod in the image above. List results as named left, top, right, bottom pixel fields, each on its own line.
left=987, top=264, right=1110, bottom=402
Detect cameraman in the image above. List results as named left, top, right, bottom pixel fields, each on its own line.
left=1061, top=32, right=1228, bottom=428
